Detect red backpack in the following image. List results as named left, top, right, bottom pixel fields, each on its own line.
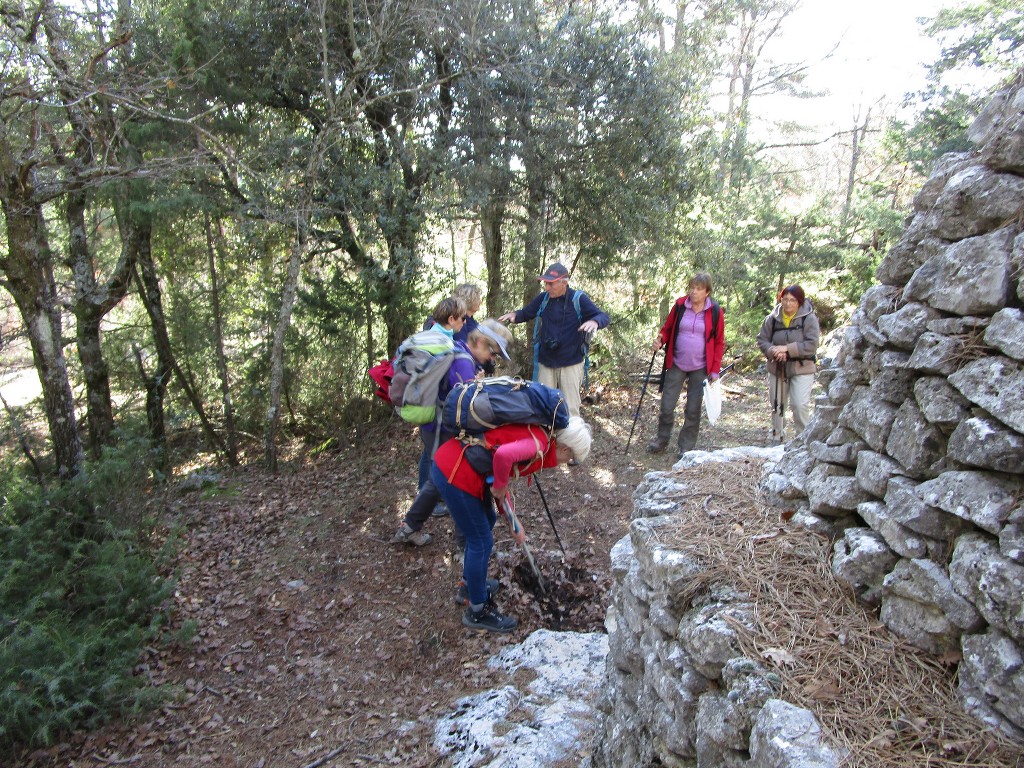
left=367, top=358, right=394, bottom=403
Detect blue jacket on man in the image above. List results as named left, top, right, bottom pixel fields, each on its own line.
left=513, top=287, right=610, bottom=368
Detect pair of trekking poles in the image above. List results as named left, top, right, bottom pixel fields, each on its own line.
left=623, top=350, right=737, bottom=455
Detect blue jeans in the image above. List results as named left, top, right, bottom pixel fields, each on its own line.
left=431, top=464, right=496, bottom=606
left=417, top=426, right=446, bottom=489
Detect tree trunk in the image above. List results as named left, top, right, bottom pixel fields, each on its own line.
left=840, top=110, right=871, bottom=238
left=0, top=193, right=84, bottom=479
left=522, top=160, right=546, bottom=309
left=207, top=214, right=238, bottom=464
left=130, top=215, right=230, bottom=461
left=67, top=188, right=125, bottom=456
left=264, top=233, right=305, bottom=472
left=480, top=196, right=507, bottom=318
left=132, top=342, right=170, bottom=475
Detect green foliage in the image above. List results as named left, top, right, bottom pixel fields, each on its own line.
left=904, top=0, right=1022, bottom=166
left=925, top=0, right=1024, bottom=76
left=0, top=450, right=174, bottom=754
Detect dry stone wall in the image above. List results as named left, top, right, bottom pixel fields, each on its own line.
left=762, top=74, right=1024, bottom=741
left=593, top=75, right=1024, bottom=766
left=593, top=453, right=846, bottom=767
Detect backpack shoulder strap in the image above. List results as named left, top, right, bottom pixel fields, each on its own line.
left=532, top=292, right=552, bottom=380
left=572, top=289, right=591, bottom=389
left=709, top=302, right=721, bottom=341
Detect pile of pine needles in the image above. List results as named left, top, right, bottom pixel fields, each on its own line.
left=656, top=459, right=1022, bottom=768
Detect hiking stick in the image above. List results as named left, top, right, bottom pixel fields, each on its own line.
left=772, top=363, right=787, bottom=441
left=625, top=348, right=659, bottom=455
left=532, top=476, right=565, bottom=554
left=495, top=493, right=547, bottom=595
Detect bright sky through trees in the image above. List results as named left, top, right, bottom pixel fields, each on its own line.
left=762, top=0, right=950, bottom=132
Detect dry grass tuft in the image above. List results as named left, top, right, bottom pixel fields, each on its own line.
left=654, top=459, right=1023, bottom=768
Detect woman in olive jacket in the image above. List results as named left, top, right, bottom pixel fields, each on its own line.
left=756, top=284, right=820, bottom=442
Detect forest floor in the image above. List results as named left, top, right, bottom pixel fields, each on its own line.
left=10, top=370, right=774, bottom=768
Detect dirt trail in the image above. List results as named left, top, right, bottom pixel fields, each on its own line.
left=15, top=374, right=771, bottom=768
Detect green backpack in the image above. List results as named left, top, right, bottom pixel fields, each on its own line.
left=389, top=329, right=463, bottom=424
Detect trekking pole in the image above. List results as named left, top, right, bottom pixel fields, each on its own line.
left=493, top=490, right=546, bottom=595
left=716, top=361, right=737, bottom=381
left=772, top=363, right=787, bottom=442
left=532, top=476, right=565, bottom=554
left=625, top=348, right=659, bottom=455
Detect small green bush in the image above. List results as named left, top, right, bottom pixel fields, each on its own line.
left=0, top=452, right=174, bottom=755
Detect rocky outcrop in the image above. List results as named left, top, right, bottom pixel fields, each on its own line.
left=764, top=74, right=1024, bottom=742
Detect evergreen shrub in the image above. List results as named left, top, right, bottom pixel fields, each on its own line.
left=0, top=451, right=174, bottom=754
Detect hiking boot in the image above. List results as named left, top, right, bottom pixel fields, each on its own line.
left=389, top=524, right=432, bottom=546
left=454, top=578, right=500, bottom=607
left=646, top=439, right=668, bottom=454
left=462, top=605, right=517, bottom=633
left=431, top=504, right=450, bottom=518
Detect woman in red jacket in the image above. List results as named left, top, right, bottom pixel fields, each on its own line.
left=648, top=272, right=725, bottom=456
left=432, top=416, right=592, bottom=633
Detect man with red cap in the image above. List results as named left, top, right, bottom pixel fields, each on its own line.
left=499, top=262, right=609, bottom=421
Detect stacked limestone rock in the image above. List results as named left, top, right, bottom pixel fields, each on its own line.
left=763, top=73, right=1024, bottom=741
left=593, top=460, right=845, bottom=767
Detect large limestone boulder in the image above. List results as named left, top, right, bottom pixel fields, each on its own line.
left=748, top=700, right=845, bottom=768
left=971, top=82, right=1024, bottom=173
left=876, top=216, right=945, bottom=286
left=885, top=401, right=948, bottom=478
left=907, top=332, right=965, bottom=377
left=949, top=534, right=1024, bottom=643
left=985, top=307, right=1024, bottom=362
left=904, top=227, right=1015, bottom=315
left=947, top=416, right=1024, bottom=474
left=832, top=528, right=899, bottom=606
left=805, top=461, right=873, bottom=518
left=880, top=559, right=983, bottom=654
left=695, top=658, right=782, bottom=768
left=885, top=476, right=972, bottom=541
left=857, top=501, right=946, bottom=561
left=855, top=450, right=907, bottom=498
left=912, top=152, right=974, bottom=211
left=959, top=630, right=1024, bottom=739
left=838, top=387, right=899, bottom=452
left=876, top=302, right=941, bottom=350
left=928, top=166, right=1024, bottom=241
left=949, top=355, right=1024, bottom=433
left=915, top=470, right=1023, bottom=535
left=913, top=376, right=973, bottom=432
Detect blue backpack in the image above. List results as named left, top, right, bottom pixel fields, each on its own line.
left=442, top=376, right=570, bottom=436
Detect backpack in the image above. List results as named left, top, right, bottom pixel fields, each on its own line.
left=442, top=376, right=570, bottom=436
left=367, top=358, right=395, bottom=403
left=390, top=329, right=462, bottom=424
left=532, top=289, right=591, bottom=384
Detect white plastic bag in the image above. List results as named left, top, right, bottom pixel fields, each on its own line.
left=703, top=378, right=722, bottom=425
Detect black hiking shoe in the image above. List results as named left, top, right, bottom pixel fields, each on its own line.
left=462, top=605, right=517, bottom=633
left=454, top=578, right=500, bottom=607
left=646, top=439, right=668, bottom=454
